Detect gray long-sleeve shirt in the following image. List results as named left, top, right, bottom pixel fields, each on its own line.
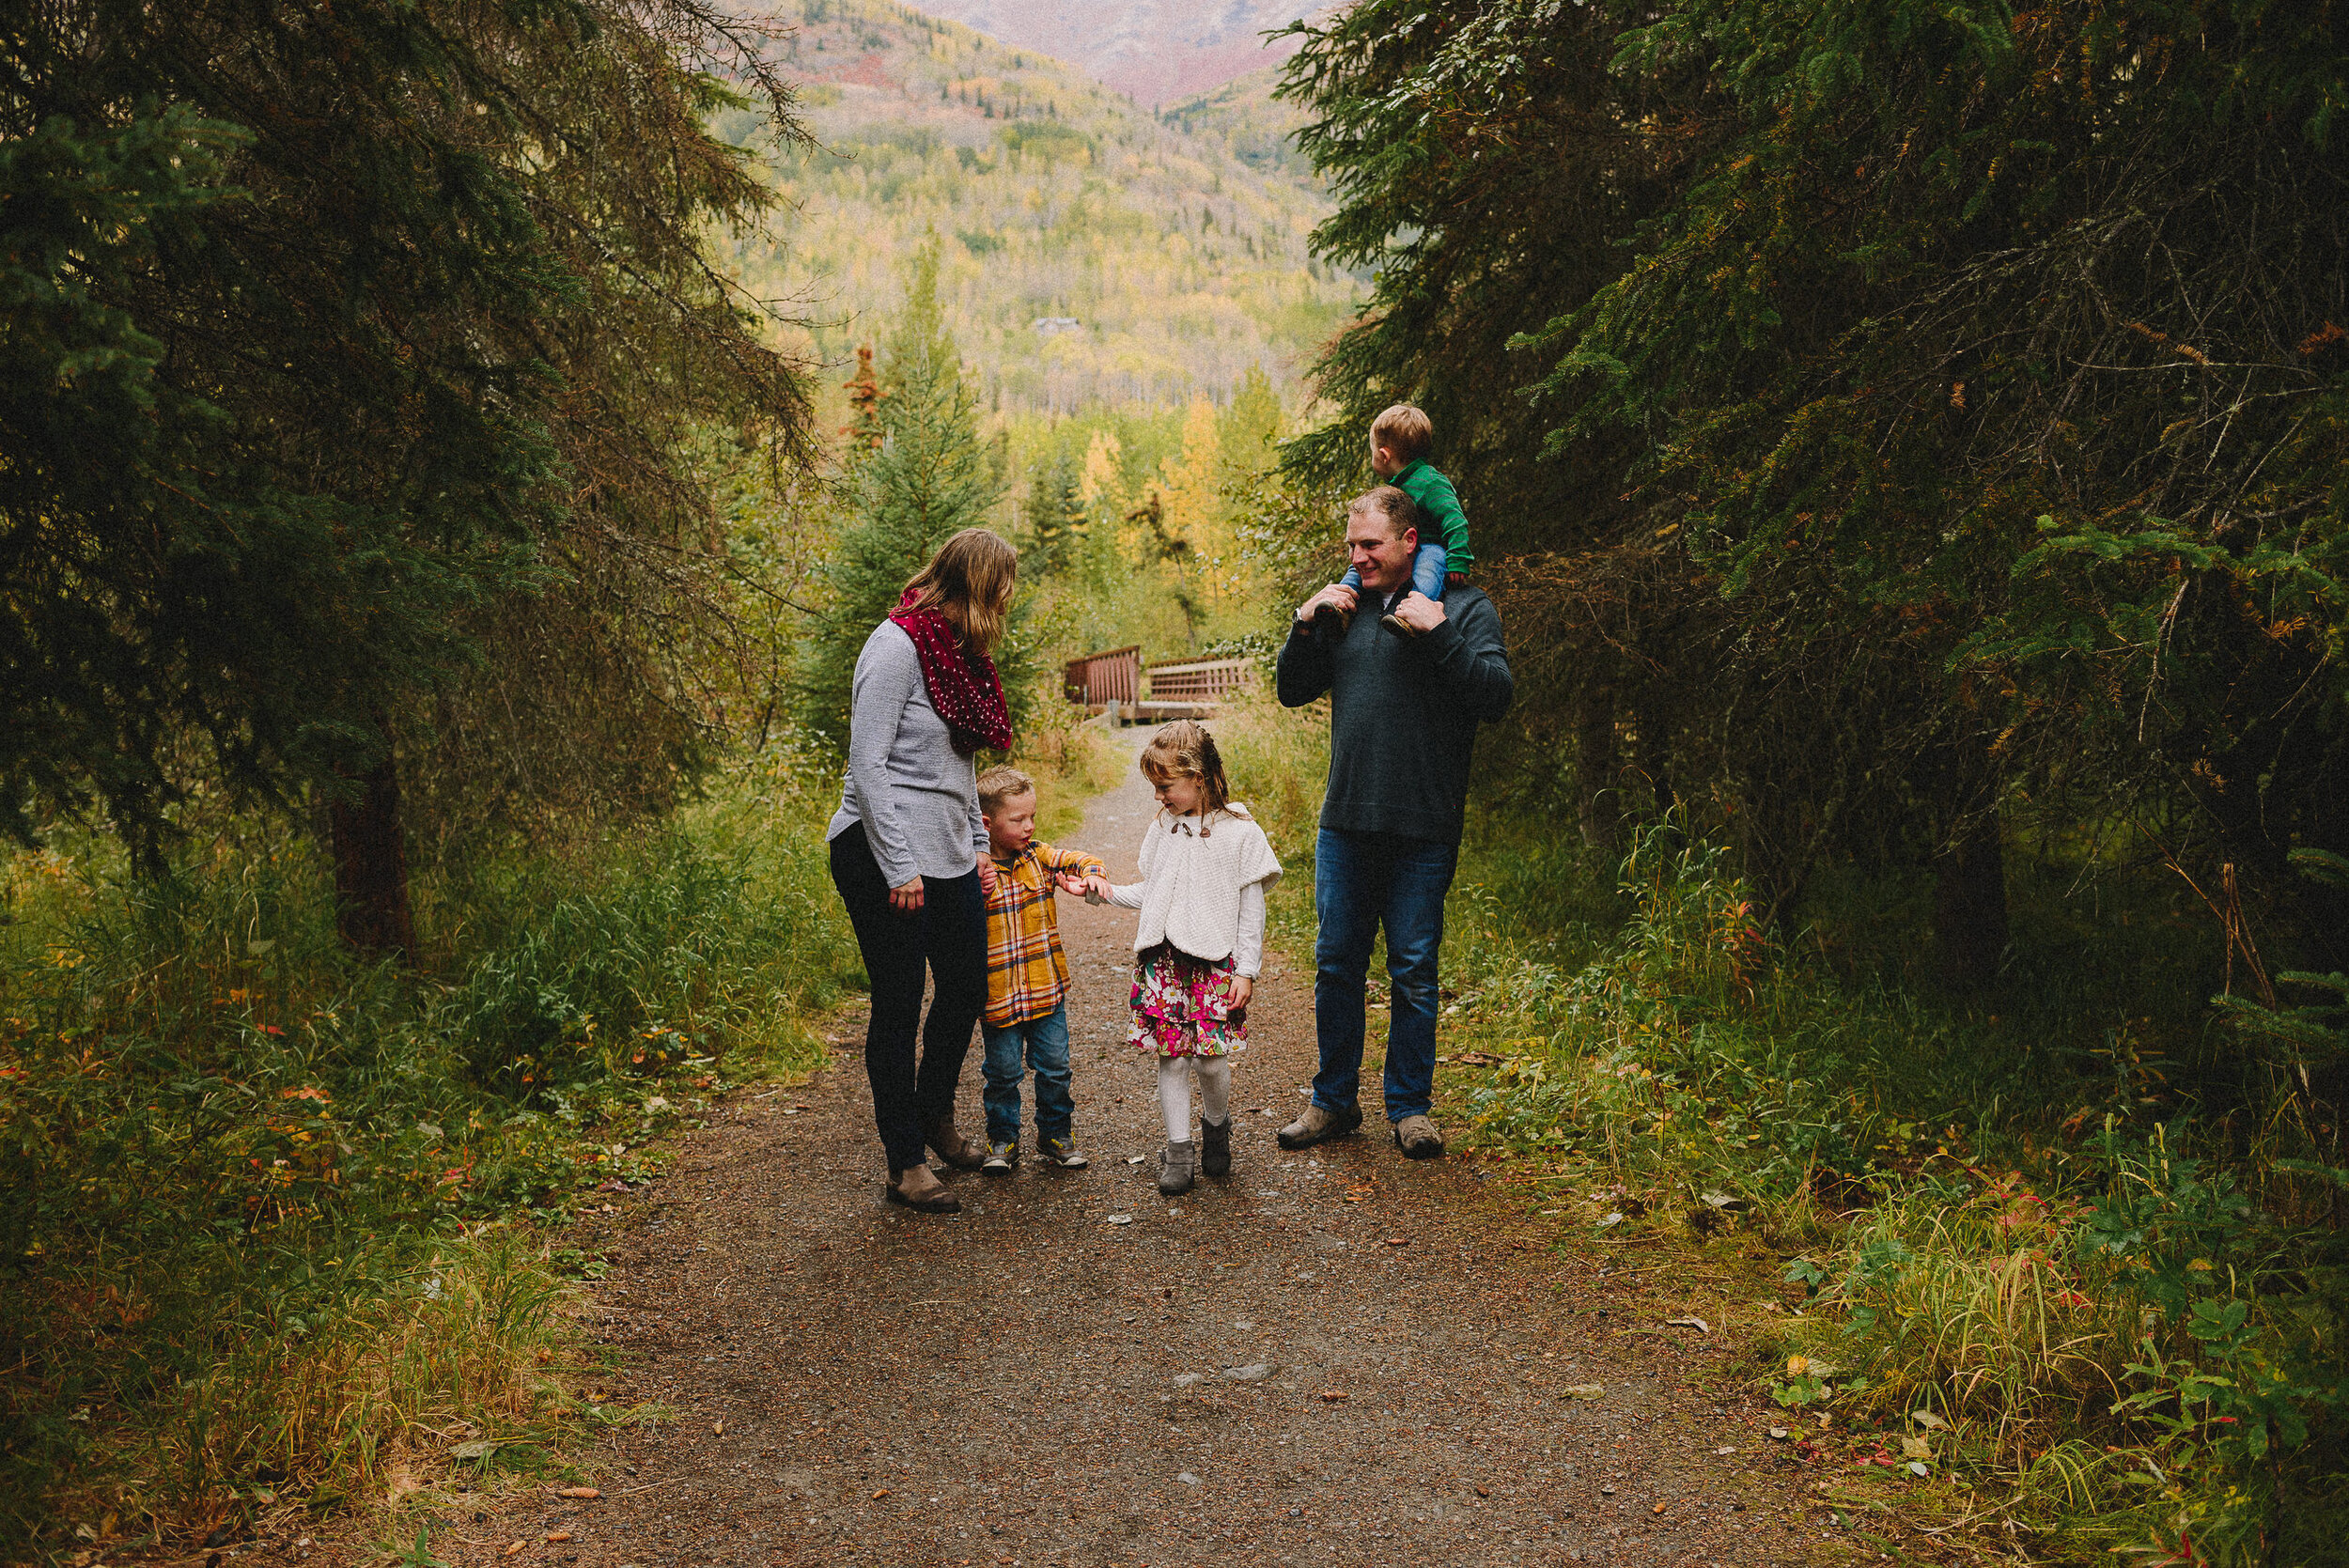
left=826, top=620, right=988, bottom=886
left=1275, top=583, right=1513, bottom=843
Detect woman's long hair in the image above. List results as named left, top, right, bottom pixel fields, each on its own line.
left=900, top=528, right=1018, bottom=655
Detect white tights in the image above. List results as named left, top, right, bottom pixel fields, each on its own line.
left=1157, top=1055, right=1231, bottom=1142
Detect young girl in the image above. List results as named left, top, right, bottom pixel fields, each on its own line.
left=1092, top=722, right=1282, bottom=1197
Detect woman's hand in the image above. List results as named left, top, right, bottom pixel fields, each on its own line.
left=1227, top=974, right=1254, bottom=1010
left=889, top=877, right=926, bottom=914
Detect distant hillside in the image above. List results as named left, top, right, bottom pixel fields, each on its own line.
left=717, top=0, right=1360, bottom=412
left=1161, top=61, right=1317, bottom=185
left=908, top=1, right=1315, bottom=107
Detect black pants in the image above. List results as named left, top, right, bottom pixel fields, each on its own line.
left=829, top=821, right=988, bottom=1173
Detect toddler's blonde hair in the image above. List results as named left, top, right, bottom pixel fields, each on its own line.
left=976, top=765, right=1036, bottom=815
left=1370, top=403, right=1434, bottom=464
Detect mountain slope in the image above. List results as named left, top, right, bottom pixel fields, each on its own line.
left=718, top=0, right=1359, bottom=412
left=905, top=1, right=1315, bottom=107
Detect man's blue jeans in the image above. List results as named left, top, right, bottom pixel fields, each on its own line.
left=981, top=1001, right=1074, bottom=1146
left=1312, top=828, right=1459, bottom=1123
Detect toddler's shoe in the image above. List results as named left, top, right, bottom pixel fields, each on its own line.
left=1380, top=611, right=1418, bottom=637
left=1037, top=1136, right=1088, bottom=1170
left=1313, top=603, right=1354, bottom=635
left=982, top=1140, right=1018, bottom=1176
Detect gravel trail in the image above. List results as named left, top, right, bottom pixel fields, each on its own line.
left=441, top=748, right=1847, bottom=1568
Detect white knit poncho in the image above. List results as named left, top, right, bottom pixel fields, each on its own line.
left=1097, top=805, right=1283, bottom=977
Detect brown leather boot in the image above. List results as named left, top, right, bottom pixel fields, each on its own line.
left=924, top=1115, right=985, bottom=1171
left=884, top=1164, right=960, bottom=1213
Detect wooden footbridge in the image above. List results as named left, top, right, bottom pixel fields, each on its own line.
left=1063, top=645, right=1256, bottom=722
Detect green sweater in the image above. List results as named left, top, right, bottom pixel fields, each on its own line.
left=1276, top=584, right=1513, bottom=843
left=1390, top=458, right=1473, bottom=573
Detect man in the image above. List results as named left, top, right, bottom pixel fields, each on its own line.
left=1274, top=486, right=1514, bottom=1157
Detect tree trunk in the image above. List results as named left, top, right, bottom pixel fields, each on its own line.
left=330, top=728, right=416, bottom=957
left=1933, top=809, right=2008, bottom=989
left=1576, top=683, right=1620, bottom=854
left=1634, top=690, right=1675, bottom=818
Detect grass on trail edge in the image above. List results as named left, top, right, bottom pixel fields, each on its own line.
left=0, top=727, right=1078, bottom=1562
left=1210, top=694, right=2348, bottom=1567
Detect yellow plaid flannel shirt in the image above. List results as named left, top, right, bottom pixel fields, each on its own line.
left=984, top=840, right=1104, bottom=1027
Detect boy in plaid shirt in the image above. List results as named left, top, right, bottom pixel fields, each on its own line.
left=976, top=766, right=1110, bottom=1173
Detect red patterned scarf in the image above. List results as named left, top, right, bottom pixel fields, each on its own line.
left=888, top=590, right=1013, bottom=756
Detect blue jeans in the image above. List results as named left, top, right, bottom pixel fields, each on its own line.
left=1311, top=828, right=1459, bottom=1123
left=1339, top=541, right=1449, bottom=604
left=981, top=1001, right=1074, bottom=1146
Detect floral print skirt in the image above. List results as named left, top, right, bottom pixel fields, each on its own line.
left=1128, top=942, right=1248, bottom=1059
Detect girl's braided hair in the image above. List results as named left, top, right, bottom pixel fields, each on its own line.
left=1140, top=720, right=1235, bottom=823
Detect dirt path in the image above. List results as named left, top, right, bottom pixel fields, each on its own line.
left=438, top=751, right=1853, bottom=1568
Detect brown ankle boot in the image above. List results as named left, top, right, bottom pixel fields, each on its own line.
left=885, top=1164, right=960, bottom=1213
left=924, top=1116, right=985, bottom=1170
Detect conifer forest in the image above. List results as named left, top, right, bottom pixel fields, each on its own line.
left=3, top=1, right=2346, bottom=1564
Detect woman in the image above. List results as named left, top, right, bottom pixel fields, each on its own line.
left=827, top=528, right=1018, bottom=1213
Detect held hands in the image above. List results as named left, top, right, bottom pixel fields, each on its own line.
left=1077, top=873, right=1115, bottom=905
left=1296, top=582, right=1359, bottom=624
left=978, top=859, right=999, bottom=898
left=888, top=877, right=925, bottom=914
left=1391, top=591, right=1447, bottom=633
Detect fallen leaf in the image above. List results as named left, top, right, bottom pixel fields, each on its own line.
left=502, top=1543, right=525, bottom=1558
left=1595, top=1212, right=1625, bottom=1230
left=712, top=1420, right=724, bottom=1436
left=1562, top=1384, right=1604, bottom=1400
left=1768, top=1427, right=1791, bottom=1440
left=1475, top=1485, right=1490, bottom=1498
left=1384, top=1236, right=1408, bottom=1247
left=872, top=1488, right=890, bottom=1499
left=1666, top=1316, right=1711, bottom=1333
left=1107, top=1214, right=1133, bottom=1225
left=544, top=1533, right=573, bottom=1544
left=1652, top=1502, right=1667, bottom=1514
left=450, top=1438, right=503, bottom=1460
left=1317, top=1390, right=1349, bottom=1403
left=1906, top=1460, right=1930, bottom=1478
left=1124, top=1156, right=1145, bottom=1165
left=1900, top=1436, right=1932, bottom=1460
left=556, top=1487, right=600, bottom=1499
left=1784, top=1355, right=1809, bottom=1377
left=1911, top=1409, right=1947, bottom=1430
left=1715, top=1446, right=1738, bottom=1455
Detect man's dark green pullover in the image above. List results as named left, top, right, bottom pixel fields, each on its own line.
left=1275, top=584, right=1513, bottom=844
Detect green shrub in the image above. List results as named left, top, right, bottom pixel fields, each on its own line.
left=0, top=765, right=856, bottom=1555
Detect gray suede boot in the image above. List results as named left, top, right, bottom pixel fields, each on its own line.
left=1158, top=1140, right=1196, bottom=1197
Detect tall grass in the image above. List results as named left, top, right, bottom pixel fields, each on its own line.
left=0, top=761, right=860, bottom=1559
left=1208, top=697, right=2348, bottom=1563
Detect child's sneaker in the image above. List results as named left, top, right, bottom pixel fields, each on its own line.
left=1036, top=1136, right=1088, bottom=1170
left=982, top=1140, right=1018, bottom=1176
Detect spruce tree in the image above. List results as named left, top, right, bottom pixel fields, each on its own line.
left=803, top=242, right=1009, bottom=751
left=1022, top=450, right=1088, bottom=580
left=0, top=0, right=816, bottom=949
